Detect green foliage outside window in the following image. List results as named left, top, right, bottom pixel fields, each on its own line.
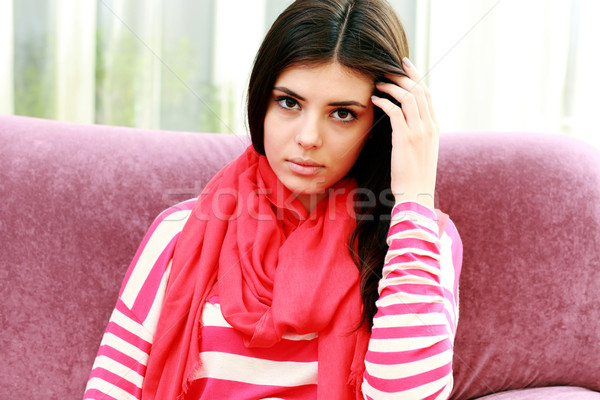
left=14, top=24, right=233, bottom=133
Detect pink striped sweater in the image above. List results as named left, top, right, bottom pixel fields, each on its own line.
left=84, top=200, right=462, bottom=400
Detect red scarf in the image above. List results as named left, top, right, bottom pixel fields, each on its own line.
left=143, top=146, right=370, bottom=399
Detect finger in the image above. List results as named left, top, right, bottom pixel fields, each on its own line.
left=396, top=76, right=432, bottom=124
left=370, top=94, right=408, bottom=132
left=375, top=82, right=421, bottom=129
left=401, top=57, right=422, bottom=84
left=401, top=58, right=438, bottom=127
left=424, top=86, right=438, bottom=129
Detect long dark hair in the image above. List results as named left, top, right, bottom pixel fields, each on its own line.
left=247, top=0, right=410, bottom=329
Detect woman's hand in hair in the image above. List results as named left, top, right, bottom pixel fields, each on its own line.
left=371, top=57, right=439, bottom=210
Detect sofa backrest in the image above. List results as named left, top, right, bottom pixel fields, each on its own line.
left=439, top=133, right=600, bottom=399
left=0, top=115, right=248, bottom=399
left=1, top=115, right=599, bottom=398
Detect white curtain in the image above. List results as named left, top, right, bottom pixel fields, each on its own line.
left=414, top=0, right=598, bottom=148
left=0, top=0, right=14, bottom=114
left=54, top=0, right=97, bottom=123
left=96, top=0, right=163, bottom=129
left=3, top=0, right=275, bottom=133
left=1, top=0, right=598, bottom=147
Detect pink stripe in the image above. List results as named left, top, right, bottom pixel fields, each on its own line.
left=423, top=386, right=447, bottom=400
left=442, top=287, right=455, bottom=302
left=87, top=367, right=142, bottom=398
left=130, top=234, right=180, bottom=320
left=188, top=377, right=316, bottom=399
left=370, top=324, right=449, bottom=340
left=200, top=325, right=317, bottom=363
left=389, top=218, right=438, bottom=238
left=96, top=344, right=147, bottom=377
left=114, top=298, right=142, bottom=322
left=392, top=201, right=437, bottom=220
left=382, top=282, right=444, bottom=298
left=442, top=286, right=459, bottom=324
left=387, top=253, right=440, bottom=271
left=376, top=301, right=446, bottom=318
left=364, top=362, right=452, bottom=393
left=365, top=391, right=445, bottom=400
left=443, top=307, right=456, bottom=336
left=448, top=221, right=463, bottom=300
left=366, top=339, right=452, bottom=365
left=83, top=388, right=119, bottom=400
left=372, top=321, right=447, bottom=342
left=120, top=200, right=194, bottom=295
left=390, top=237, right=439, bottom=254
left=105, top=321, right=151, bottom=354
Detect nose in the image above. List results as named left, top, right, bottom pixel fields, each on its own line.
left=295, top=114, right=322, bottom=149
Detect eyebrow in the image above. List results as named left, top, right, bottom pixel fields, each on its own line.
left=273, top=86, right=367, bottom=108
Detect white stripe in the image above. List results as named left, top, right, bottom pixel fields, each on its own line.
left=93, top=355, right=144, bottom=388
left=367, top=335, right=442, bottom=353
left=384, top=246, right=441, bottom=262
left=141, top=260, right=171, bottom=335
left=435, top=376, right=454, bottom=400
left=379, top=277, right=444, bottom=294
left=387, top=228, right=437, bottom=242
left=454, top=285, right=460, bottom=326
left=283, top=331, right=318, bottom=341
left=391, top=210, right=439, bottom=233
left=110, top=308, right=153, bottom=343
left=365, top=349, right=452, bottom=380
left=203, top=301, right=318, bottom=341
left=379, top=271, right=437, bottom=286
left=121, top=209, right=190, bottom=308
left=440, top=232, right=458, bottom=328
left=362, top=374, right=449, bottom=400
left=376, top=291, right=444, bottom=308
left=381, top=262, right=441, bottom=281
left=84, top=377, right=139, bottom=400
left=101, top=332, right=149, bottom=365
left=439, top=233, right=456, bottom=294
left=202, top=301, right=233, bottom=328
left=443, top=297, right=457, bottom=332
left=195, top=351, right=317, bottom=387
left=373, top=312, right=448, bottom=328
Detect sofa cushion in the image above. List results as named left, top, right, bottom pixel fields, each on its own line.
left=2, top=116, right=599, bottom=399
left=437, top=133, right=600, bottom=399
left=0, top=115, right=248, bottom=399
left=475, top=386, right=600, bottom=400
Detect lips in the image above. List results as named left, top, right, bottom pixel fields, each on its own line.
left=286, top=158, right=323, bottom=176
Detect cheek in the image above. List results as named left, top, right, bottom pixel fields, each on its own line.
left=263, top=109, right=280, bottom=151
left=337, top=125, right=371, bottom=161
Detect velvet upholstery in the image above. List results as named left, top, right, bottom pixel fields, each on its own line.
left=1, top=115, right=599, bottom=399
left=476, top=387, right=600, bottom=400
left=438, top=133, right=600, bottom=399
left=0, top=115, right=248, bottom=399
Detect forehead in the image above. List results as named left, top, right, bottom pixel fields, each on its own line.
left=274, top=62, right=373, bottom=98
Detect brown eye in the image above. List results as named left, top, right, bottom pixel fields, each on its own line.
left=276, top=96, right=300, bottom=110
left=332, top=108, right=356, bottom=122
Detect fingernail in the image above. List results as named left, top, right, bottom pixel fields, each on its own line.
left=402, top=57, right=414, bottom=69
left=371, top=95, right=380, bottom=101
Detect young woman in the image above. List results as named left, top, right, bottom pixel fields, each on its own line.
left=84, top=0, right=462, bottom=399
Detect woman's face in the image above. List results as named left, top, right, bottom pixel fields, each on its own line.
left=263, top=62, right=374, bottom=211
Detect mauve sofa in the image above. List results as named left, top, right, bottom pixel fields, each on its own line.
left=1, top=114, right=599, bottom=399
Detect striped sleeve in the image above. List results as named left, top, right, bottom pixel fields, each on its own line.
left=362, top=201, right=463, bottom=400
left=83, top=200, right=195, bottom=400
